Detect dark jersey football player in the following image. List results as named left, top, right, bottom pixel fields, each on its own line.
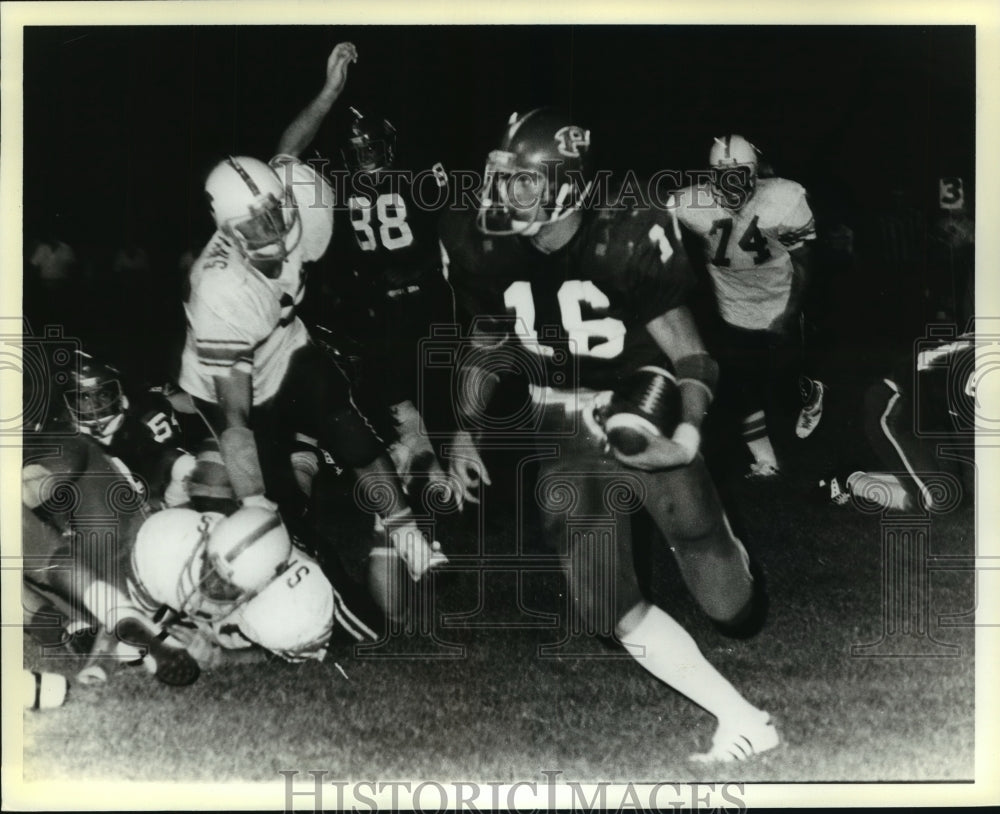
left=276, top=45, right=453, bottom=500
left=439, top=108, right=778, bottom=763
left=23, top=359, right=201, bottom=685
left=35, top=350, right=194, bottom=511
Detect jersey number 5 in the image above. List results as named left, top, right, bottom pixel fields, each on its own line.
left=504, top=280, right=626, bottom=359
left=349, top=194, right=414, bottom=252
left=710, top=215, right=772, bottom=266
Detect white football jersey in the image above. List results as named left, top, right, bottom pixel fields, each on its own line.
left=127, top=508, right=338, bottom=662
left=671, top=177, right=816, bottom=330
left=179, top=155, right=334, bottom=404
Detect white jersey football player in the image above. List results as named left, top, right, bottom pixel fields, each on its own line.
left=127, top=506, right=377, bottom=663
left=671, top=135, right=822, bottom=476
left=176, top=41, right=445, bottom=593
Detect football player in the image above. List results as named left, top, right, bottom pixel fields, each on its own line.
left=126, top=506, right=378, bottom=667
left=22, top=351, right=195, bottom=668
left=22, top=425, right=201, bottom=686
left=835, top=332, right=977, bottom=512
left=275, top=43, right=454, bottom=501
left=439, top=109, right=779, bottom=763
left=44, top=350, right=195, bottom=510
left=670, top=135, right=822, bottom=477
left=177, top=46, right=443, bottom=588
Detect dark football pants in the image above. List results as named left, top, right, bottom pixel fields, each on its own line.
left=862, top=377, right=973, bottom=509
left=532, top=389, right=754, bottom=630
left=715, top=321, right=803, bottom=453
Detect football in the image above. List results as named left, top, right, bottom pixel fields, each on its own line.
left=604, top=366, right=681, bottom=455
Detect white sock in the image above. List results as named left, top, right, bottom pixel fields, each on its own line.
left=746, top=436, right=778, bottom=467
left=620, top=605, right=761, bottom=724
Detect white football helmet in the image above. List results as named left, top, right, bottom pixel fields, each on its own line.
left=709, top=135, right=760, bottom=211
left=205, top=156, right=302, bottom=272
left=203, top=507, right=292, bottom=603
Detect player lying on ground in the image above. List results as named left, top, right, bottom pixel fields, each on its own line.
left=439, top=108, right=779, bottom=763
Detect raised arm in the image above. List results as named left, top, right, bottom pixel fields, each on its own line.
left=277, top=42, right=357, bottom=158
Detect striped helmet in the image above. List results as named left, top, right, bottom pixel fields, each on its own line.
left=709, top=134, right=760, bottom=211
left=204, top=156, right=301, bottom=271
left=204, top=507, right=292, bottom=599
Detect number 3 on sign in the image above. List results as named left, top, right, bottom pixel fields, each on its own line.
left=504, top=280, right=626, bottom=359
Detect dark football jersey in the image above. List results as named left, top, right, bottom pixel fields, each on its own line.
left=32, top=386, right=187, bottom=510
left=902, top=334, right=978, bottom=437
left=324, top=164, right=454, bottom=413
left=23, top=432, right=149, bottom=562
left=439, top=200, right=694, bottom=392
left=106, top=387, right=188, bottom=507
left=334, top=164, right=449, bottom=307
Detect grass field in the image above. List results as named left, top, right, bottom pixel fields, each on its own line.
left=18, top=460, right=977, bottom=795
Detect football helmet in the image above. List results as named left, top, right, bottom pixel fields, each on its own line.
left=205, top=156, right=302, bottom=272
left=62, top=351, right=128, bottom=442
left=202, top=507, right=292, bottom=607
left=478, top=107, right=595, bottom=236
left=709, top=134, right=760, bottom=211
left=342, top=107, right=397, bottom=173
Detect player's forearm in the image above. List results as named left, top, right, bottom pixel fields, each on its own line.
left=214, top=372, right=266, bottom=499
left=277, top=90, right=340, bottom=158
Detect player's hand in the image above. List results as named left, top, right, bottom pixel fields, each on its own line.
left=611, top=430, right=693, bottom=472
left=447, top=430, right=491, bottom=511
left=388, top=522, right=448, bottom=581
left=324, top=42, right=357, bottom=97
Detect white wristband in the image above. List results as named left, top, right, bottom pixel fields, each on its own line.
left=671, top=422, right=701, bottom=463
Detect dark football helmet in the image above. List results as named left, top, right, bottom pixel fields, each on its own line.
left=477, top=107, right=595, bottom=236
left=342, top=107, right=397, bottom=173
left=62, top=351, right=127, bottom=442
left=709, top=134, right=760, bottom=211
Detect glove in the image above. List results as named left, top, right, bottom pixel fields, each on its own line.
left=388, top=521, right=448, bottom=581
left=241, top=494, right=279, bottom=513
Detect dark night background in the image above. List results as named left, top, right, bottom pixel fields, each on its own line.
left=22, top=25, right=975, bottom=383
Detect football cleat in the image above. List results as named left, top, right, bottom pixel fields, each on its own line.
left=114, top=618, right=201, bottom=687
left=689, top=712, right=780, bottom=763
left=603, top=367, right=681, bottom=455
left=795, top=378, right=825, bottom=439
left=822, top=477, right=850, bottom=506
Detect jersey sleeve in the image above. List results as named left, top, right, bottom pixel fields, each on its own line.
left=622, top=208, right=696, bottom=324
left=438, top=211, right=505, bottom=337
left=187, top=267, right=260, bottom=380
left=776, top=182, right=817, bottom=250
left=270, top=154, right=335, bottom=262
